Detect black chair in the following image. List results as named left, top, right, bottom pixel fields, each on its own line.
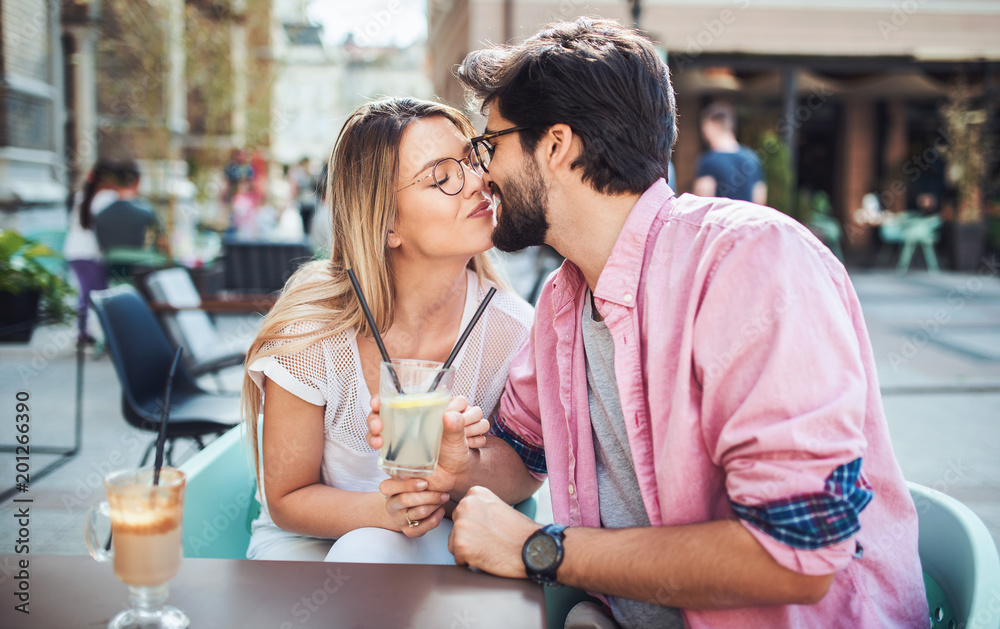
left=144, top=267, right=248, bottom=391
left=90, top=285, right=241, bottom=466
left=221, top=241, right=313, bottom=294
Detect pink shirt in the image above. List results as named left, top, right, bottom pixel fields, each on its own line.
left=498, top=180, right=927, bottom=627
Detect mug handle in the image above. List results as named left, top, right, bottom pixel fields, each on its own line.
left=85, top=501, right=113, bottom=562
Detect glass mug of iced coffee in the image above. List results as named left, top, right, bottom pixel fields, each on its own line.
left=85, top=467, right=188, bottom=629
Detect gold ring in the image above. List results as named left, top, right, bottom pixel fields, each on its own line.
left=405, top=512, right=420, bottom=528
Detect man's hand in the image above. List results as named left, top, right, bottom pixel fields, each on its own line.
left=448, top=486, right=541, bottom=579
left=367, top=395, right=482, bottom=494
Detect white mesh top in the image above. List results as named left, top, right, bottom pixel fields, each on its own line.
left=248, top=269, right=534, bottom=501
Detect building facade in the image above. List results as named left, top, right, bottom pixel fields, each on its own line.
left=0, top=0, right=68, bottom=233
left=428, top=0, right=1000, bottom=263
left=271, top=0, right=433, bottom=167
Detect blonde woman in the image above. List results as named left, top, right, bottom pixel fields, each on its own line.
left=242, top=98, right=533, bottom=563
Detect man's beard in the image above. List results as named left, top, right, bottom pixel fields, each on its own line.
left=490, top=159, right=549, bottom=253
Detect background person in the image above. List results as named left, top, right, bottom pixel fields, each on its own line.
left=64, top=160, right=119, bottom=341
left=94, top=160, right=162, bottom=254
left=222, top=148, right=254, bottom=228
left=289, top=157, right=319, bottom=235
left=308, top=163, right=332, bottom=255
left=240, top=98, right=533, bottom=564
left=693, top=101, right=766, bottom=204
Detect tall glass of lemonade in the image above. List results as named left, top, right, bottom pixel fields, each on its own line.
left=378, top=359, right=454, bottom=478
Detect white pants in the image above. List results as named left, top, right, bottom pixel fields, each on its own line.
left=247, top=516, right=455, bottom=565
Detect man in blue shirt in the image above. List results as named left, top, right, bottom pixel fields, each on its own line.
left=693, top=102, right=766, bottom=204
left=94, top=161, right=162, bottom=253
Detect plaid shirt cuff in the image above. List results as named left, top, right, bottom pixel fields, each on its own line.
left=730, top=458, right=873, bottom=553
left=489, top=412, right=547, bottom=476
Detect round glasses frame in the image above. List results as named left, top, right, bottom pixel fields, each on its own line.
left=398, top=153, right=477, bottom=196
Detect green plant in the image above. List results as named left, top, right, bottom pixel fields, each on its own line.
left=0, top=230, right=77, bottom=325
left=940, top=76, right=988, bottom=224
left=757, top=131, right=795, bottom=219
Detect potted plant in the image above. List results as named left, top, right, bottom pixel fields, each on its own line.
left=940, top=77, right=990, bottom=271
left=0, top=230, right=77, bottom=342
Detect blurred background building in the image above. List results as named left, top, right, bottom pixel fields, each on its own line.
left=0, top=0, right=997, bottom=268
left=430, top=0, right=1000, bottom=268
left=1, top=0, right=430, bottom=238
left=0, top=0, right=70, bottom=233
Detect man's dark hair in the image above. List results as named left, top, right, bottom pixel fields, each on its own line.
left=457, top=17, right=676, bottom=196
left=115, top=159, right=141, bottom=187
left=701, top=101, right=736, bottom=133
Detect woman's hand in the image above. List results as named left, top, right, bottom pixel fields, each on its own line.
left=369, top=395, right=479, bottom=499
left=461, top=400, right=489, bottom=449
left=367, top=394, right=489, bottom=450
left=379, top=477, right=450, bottom=537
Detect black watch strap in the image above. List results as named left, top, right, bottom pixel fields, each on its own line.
left=522, top=524, right=568, bottom=586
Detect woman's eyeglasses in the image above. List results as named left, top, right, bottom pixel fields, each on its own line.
left=398, top=156, right=475, bottom=196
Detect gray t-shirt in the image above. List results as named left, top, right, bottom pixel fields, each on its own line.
left=583, top=292, right=685, bottom=629
left=94, top=199, right=159, bottom=253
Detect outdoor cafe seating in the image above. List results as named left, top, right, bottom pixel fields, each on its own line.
left=144, top=267, right=248, bottom=391
left=879, top=212, right=943, bottom=273
left=89, top=285, right=240, bottom=466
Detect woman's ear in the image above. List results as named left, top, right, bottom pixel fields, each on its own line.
left=387, top=229, right=402, bottom=249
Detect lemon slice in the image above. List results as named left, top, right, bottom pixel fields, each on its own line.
left=387, top=393, right=449, bottom=409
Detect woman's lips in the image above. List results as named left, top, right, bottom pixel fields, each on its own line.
left=468, top=200, right=493, bottom=219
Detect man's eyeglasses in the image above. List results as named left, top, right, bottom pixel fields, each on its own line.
left=469, top=126, right=530, bottom=174
left=398, top=156, right=475, bottom=196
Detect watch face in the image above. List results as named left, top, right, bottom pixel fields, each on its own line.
left=527, top=535, right=558, bottom=569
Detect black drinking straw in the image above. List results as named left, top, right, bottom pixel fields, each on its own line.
left=153, top=347, right=183, bottom=486
left=105, top=347, right=183, bottom=552
left=427, top=287, right=497, bottom=393
left=346, top=269, right=403, bottom=394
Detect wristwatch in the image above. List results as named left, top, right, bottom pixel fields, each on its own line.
left=522, top=524, right=568, bottom=586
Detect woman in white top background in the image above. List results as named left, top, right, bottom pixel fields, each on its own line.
left=241, top=98, right=534, bottom=563
left=64, top=160, right=119, bottom=341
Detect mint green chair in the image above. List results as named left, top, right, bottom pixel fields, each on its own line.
left=809, top=214, right=844, bottom=261
left=104, top=247, right=169, bottom=284
left=179, top=426, right=256, bottom=559
left=178, top=425, right=538, bottom=560
left=909, top=482, right=1000, bottom=629
left=896, top=215, right=941, bottom=273
left=21, top=228, right=69, bottom=278
left=807, top=192, right=844, bottom=262
left=880, top=213, right=941, bottom=273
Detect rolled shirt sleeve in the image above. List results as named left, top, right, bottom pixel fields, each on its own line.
left=693, top=220, right=872, bottom=576
left=495, top=322, right=548, bottom=481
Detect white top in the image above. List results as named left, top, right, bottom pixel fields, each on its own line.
left=63, top=189, right=119, bottom=261
left=247, top=269, right=534, bottom=513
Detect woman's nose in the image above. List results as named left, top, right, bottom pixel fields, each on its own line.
left=462, top=161, right=486, bottom=196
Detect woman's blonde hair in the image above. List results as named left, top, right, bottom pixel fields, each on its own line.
left=241, top=97, right=505, bottom=486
